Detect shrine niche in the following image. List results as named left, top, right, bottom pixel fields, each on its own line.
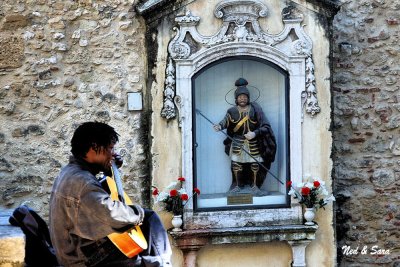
left=158, top=0, right=325, bottom=227
left=138, top=0, right=338, bottom=265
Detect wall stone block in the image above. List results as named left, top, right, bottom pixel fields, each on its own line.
left=0, top=157, right=14, bottom=172
left=0, top=101, right=16, bottom=115
left=386, top=114, right=400, bottom=129
left=0, top=34, right=25, bottom=69
left=48, top=16, right=65, bottom=29
left=65, top=48, right=91, bottom=64
left=52, top=42, right=68, bottom=51
left=64, top=77, right=75, bottom=87
left=1, top=14, right=29, bottom=30
left=362, top=202, right=387, bottom=221
left=389, top=139, right=400, bottom=155
left=371, top=169, right=395, bottom=187
left=386, top=18, right=399, bottom=25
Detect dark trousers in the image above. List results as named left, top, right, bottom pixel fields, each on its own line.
left=83, top=210, right=172, bottom=267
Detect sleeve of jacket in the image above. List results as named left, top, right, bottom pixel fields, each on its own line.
left=218, top=112, right=231, bottom=130
left=76, top=178, right=144, bottom=240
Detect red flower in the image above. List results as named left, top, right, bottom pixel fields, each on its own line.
left=180, top=193, right=189, bottom=201
left=152, top=188, right=159, bottom=196
left=178, top=177, right=185, bottom=182
left=170, top=189, right=178, bottom=197
left=286, top=181, right=292, bottom=188
left=193, top=188, right=201, bottom=195
left=313, top=181, right=320, bottom=188
left=301, top=187, right=311, bottom=196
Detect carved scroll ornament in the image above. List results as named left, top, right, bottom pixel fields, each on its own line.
left=161, top=0, right=321, bottom=121
left=161, top=58, right=176, bottom=120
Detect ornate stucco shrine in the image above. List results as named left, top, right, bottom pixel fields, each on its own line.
left=138, top=0, right=337, bottom=266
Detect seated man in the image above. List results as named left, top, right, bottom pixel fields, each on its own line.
left=49, top=121, right=171, bottom=266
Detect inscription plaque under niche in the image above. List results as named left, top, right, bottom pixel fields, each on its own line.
left=227, top=194, right=253, bottom=205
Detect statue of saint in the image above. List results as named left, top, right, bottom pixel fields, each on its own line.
left=214, top=78, right=277, bottom=195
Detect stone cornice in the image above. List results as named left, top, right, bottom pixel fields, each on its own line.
left=136, top=0, right=192, bottom=20
left=307, top=0, right=340, bottom=13
left=136, top=0, right=167, bottom=15
left=137, top=0, right=340, bottom=19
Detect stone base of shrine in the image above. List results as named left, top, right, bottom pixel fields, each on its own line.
left=169, top=224, right=318, bottom=267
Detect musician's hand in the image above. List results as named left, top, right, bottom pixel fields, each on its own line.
left=113, top=153, right=123, bottom=168
left=244, top=131, right=256, bottom=140
left=130, top=204, right=145, bottom=225
left=213, top=124, right=221, bottom=131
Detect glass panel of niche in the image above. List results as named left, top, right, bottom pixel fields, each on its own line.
left=193, top=56, right=289, bottom=210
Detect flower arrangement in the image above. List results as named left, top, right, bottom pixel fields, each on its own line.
left=287, top=178, right=335, bottom=209
left=152, top=177, right=200, bottom=215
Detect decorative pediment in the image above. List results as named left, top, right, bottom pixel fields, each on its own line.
left=168, top=1, right=312, bottom=58
left=161, top=0, right=321, bottom=121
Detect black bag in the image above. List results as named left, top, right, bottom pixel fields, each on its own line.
left=9, top=205, right=59, bottom=267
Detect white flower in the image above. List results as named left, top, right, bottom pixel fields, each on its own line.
left=324, top=195, right=336, bottom=203
left=156, top=191, right=169, bottom=202
left=166, top=181, right=178, bottom=190
left=178, top=188, right=187, bottom=195
left=320, top=188, right=329, bottom=197
left=305, top=182, right=313, bottom=189
left=288, top=188, right=302, bottom=200
left=288, top=188, right=296, bottom=196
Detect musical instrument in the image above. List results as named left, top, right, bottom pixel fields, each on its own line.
left=105, top=161, right=148, bottom=258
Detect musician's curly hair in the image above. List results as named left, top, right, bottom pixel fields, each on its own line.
left=71, top=121, right=119, bottom=159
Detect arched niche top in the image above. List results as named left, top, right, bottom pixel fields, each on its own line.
left=191, top=54, right=290, bottom=82
left=161, top=1, right=320, bottom=122
left=185, top=42, right=303, bottom=79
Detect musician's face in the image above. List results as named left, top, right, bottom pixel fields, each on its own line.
left=85, top=143, right=115, bottom=170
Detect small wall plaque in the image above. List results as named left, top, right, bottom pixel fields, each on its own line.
left=127, top=92, right=143, bottom=111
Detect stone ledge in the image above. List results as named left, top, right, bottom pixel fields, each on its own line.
left=169, top=224, right=318, bottom=267
left=0, top=209, right=24, bottom=267
left=169, top=224, right=317, bottom=249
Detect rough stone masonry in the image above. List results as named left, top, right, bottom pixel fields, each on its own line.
left=333, top=0, right=400, bottom=266
left=0, top=0, right=150, bottom=217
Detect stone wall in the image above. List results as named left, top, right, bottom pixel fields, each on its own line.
left=0, top=0, right=149, bottom=216
left=333, top=0, right=400, bottom=265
